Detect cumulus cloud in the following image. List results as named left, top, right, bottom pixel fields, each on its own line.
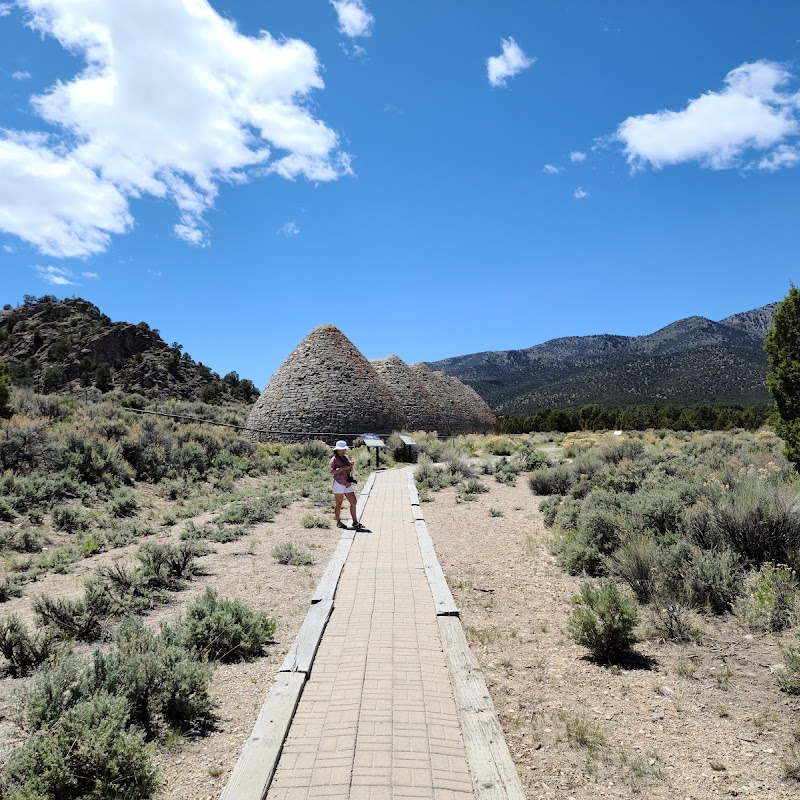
left=487, top=37, right=535, bottom=88
left=569, top=151, right=587, bottom=162
left=12, top=71, right=32, bottom=80
left=574, top=187, right=590, bottom=199
left=617, top=60, right=800, bottom=171
left=542, top=164, right=561, bottom=174
left=81, top=271, right=98, bottom=279
left=0, top=3, right=11, bottom=15
left=1, top=0, right=350, bottom=257
left=331, top=0, right=373, bottom=38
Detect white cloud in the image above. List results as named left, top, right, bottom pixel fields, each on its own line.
left=279, top=221, right=299, bottom=236
left=12, top=71, right=32, bottom=80
left=574, top=187, right=590, bottom=199
left=617, top=60, right=800, bottom=171
left=570, top=151, right=587, bottom=162
left=0, top=3, right=12, bottom=15
left=542, top=164, right=561, bottom=174
left=147, top=269, right=162, bottom=278
left=0, top=134, right=132, bottom=257
left=81, top=270, right=98, bottom=279
left=1, top=0, right=350, bottom=257
left=35, top=264, right=75, bottom=285
left=331, top=0, right=373, bottom=38
left=487, top=37, right=535, bottom=88
left=756, top=144, right=800, bottom=171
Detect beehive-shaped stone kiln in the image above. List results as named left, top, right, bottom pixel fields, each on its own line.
left=246, top=325, right=404, bottom=442
left=246, top=325, right=497, bottom=442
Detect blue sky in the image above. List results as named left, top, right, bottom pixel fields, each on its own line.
left=1, top=1, right=799, bottom=389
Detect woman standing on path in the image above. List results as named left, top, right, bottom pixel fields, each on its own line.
left=330, top=440, right=364, bottom=530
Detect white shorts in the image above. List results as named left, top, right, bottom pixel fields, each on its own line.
left=332, top=480, right=355, bottom=495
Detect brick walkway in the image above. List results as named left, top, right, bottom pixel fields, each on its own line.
left=267, top=468, right=476, bottom=800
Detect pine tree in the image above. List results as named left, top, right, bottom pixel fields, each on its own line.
left=765, top=285, right=800, bottom=470
left=0, top=361, right=12, bottom=419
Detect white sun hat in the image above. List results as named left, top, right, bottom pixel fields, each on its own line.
left=334, top=440, right=349, bottom=450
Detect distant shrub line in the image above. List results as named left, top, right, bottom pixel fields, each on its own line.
left=501, top=403, right=773, bottom=434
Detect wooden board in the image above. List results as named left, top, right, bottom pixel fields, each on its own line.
left=279, top=599, right=333, bottom=674
left=311, top=537, right=353, bottom=604
left=414, top=519, right=459, bottom=617
left=220, top=671, right=305, bottom=800
left=438, top=617, right=527, bottom=800
left=361, top=472, right=376, bottom=496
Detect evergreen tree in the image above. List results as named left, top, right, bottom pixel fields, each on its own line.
left=765, top=285, right=800, bottom=470
left=0, top=361, right=12, bottom=419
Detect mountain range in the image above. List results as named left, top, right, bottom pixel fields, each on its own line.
left=425, top=304, right=778, bottom=414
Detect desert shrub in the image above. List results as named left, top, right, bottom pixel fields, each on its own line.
left=552, top=531, right=606, bottom=576
left=412, top=432, right=447, bottom=462
left=0, top=576, right=23, bottom=602
left=566, top=580, right=639, bottom=662
left=528, top=465, right=575, bottom=496
left=11, top=526, right=44, bottom=553
left=0, top=496, right=15, bottom=521
left=301, top=514, right=331, bottom=529
left=110, top=489, right=138, bottom=517
left=778, top=641, right=800, bottom=694
left=85, top=620, right=213, bottom=739
left=296, top=440, right=329, bottom=460
left=735, top=562, right=799, bottom=632
left=179, top=588, right=276, bottom=661
left=182, top=521, right=246, bottom=543
left=217, top=493, right=284, bottom=525
left=485, top=436, right=515, bottom=456
left=441, top=447, right=474, bottom=478
left=576, top=498, right=623, bottom=558
left=0, top=616, right=56, bottom=676
left=513, top=445, right=551, bottom=472
left=1, top=694, right=159, bottom=800
left=692, top=480, right=800, bottom=567
left=62, top=431, right=133, bottom=487
left=33, top=585, right=112, bottom=642
left=136, top=540, right=207, bottom=592
left=553, top=497, right=582, bottom=532
left=414, top=459, right=456, bottom=492
left=681, top=548, right=743, bottom=614
left=271, top=541, right=314, bottom=566
left=604, top=459, right=652, bottom=494
left=648, top=593, right=697, bottom=643
left=0, top=421, right=58, bottom=472
left=624, top=488, right=686, bottom=537
left=539, top=496, right=562, bottom=527
left=608, top=535, right=661, bottom=602
left=51, top=503, right=92, bottom=533
left=461, top=478, right=489, bottom=495
left=599, top=439, right=646, bottom=465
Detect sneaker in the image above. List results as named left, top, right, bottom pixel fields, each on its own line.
left=337, top=521, right=348, bottom=529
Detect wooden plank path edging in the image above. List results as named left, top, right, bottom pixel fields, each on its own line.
left=279, top=598, right=333, bottom=674
left=439, top=616, right=527, bottom=800
left=219, top=672, right=305, bottom=800
left=414, top=520, right=459, bottom=617
left=221, top=473, right=377, bottom=799
left=311, top=537, right=354, bottom=604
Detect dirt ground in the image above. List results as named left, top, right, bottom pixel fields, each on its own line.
left=2, top=468, right=800, bottom=800
left=423, top=476, right=800, bottom=800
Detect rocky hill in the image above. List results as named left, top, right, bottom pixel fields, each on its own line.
left=0, top=295, right=259, bottom=403
left=427, top=304, right=777, bottom=413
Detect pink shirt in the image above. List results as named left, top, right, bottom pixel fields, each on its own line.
left=329, top=454, right=352, bottom=485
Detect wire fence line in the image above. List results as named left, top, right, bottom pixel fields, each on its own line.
left=120, top=407, right=394, bottom=440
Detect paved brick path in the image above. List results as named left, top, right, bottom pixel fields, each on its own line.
left=267, top=468, right=476, bottom=800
